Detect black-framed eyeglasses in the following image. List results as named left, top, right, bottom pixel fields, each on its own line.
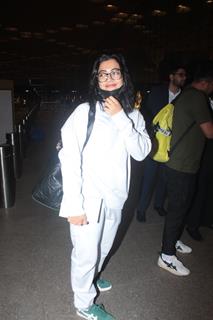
left=97, top=68, right=122, bottom=82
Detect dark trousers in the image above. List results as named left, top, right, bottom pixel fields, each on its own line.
left=186, top=168, right=206, bottom=229
left=187, top=141, right=213, bottom=229
left=137, top=156, right=167, bottom=215
left=162, top=166, right=196, bottom=255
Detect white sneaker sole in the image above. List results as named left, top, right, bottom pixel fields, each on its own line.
left=76, top=310, right=94, bottom=319
left=158, top=257, right=190, bottom=276
left=97, top=284, right=112, bottom=292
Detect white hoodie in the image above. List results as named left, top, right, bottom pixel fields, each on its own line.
left=58, top=102, right=151, bottom=222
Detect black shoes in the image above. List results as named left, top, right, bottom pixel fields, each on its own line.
left=154, top=206, right=167, bottom=217
left=186, top=227, right=203, bottom=241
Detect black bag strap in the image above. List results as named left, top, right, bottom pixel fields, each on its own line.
left=56, top=104, right=96, bottom=152
left=166, top=92, right=195, bottom=156
left=82, top=105, right=96, bottom=151
left=169, top=121, right=195, bottom=156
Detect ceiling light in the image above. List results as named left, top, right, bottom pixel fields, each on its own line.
left=20, top=32, right=32, bottom=38
left=124, top=13, right=143, bottom=24
left=105, top=4, right=118, bottom=12
left=92, top=20, right=105, bottom=26
left=116, top=12, right=129, bottom=19
left=152, top=9, right=167, bottom=17
left=33, top=32, right=45, bottom=39
left=60, top=27, right=73, bottom=31
left=125, top=18, right=136, bottom=25
left=142, top=29, right=152, bottom=34
left=206, top=0, right=213, bottom=3
left=75, top=24, right=89, bottom=29
left=176, top=4, right=191, bottom=13
left=110, top=17, right=122, bottom=23
left=5, top=27, right=18, bottom=32
left=134, top=25, right=145, bottom=31
left=131, top=13, right=143, bottom=20
left=46, top=29, right=57, bottom=34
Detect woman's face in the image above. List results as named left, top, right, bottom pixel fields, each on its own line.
left=97, top=58, right=124, bottom=91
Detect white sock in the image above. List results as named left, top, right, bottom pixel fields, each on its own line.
left=161, top=253, right=175, bottom=263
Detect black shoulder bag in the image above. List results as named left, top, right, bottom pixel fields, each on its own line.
left=32, top=106, right=96, bottom=211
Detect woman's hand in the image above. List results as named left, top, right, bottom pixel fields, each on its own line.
left=103, top=96, right=122, bottom=115
left=67, top=214, right=88, bottom=225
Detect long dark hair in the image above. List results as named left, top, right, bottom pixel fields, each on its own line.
left=88, top=53, right=135, bottom=114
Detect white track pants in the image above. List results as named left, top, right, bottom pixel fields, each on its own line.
left=70, top=204, right=122, bottom=310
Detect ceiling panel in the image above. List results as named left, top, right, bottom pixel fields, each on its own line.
left=0, top=0, right=212, bottom=86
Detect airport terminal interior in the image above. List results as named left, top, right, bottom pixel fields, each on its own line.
left=0, top=1, right=213, bottom=319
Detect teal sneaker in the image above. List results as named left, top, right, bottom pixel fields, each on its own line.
left=76, top=304, right=116, bottom=319
left=96, top=279, right=112, bottom=292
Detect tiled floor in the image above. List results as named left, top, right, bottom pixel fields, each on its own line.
left=0, top=108, right=213, bottom=320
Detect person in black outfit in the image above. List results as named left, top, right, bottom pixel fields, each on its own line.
left=136, top=65, right=186, bottom=222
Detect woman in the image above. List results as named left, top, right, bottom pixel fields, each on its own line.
left=58, top=53, right=151, bottom=320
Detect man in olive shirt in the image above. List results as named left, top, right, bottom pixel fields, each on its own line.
left=158, top=68, right=213, bottom=276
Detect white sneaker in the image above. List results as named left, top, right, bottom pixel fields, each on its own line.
left=176, top=240, right=192, bottom=254
left=158, top=255, right=190, bottom=276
